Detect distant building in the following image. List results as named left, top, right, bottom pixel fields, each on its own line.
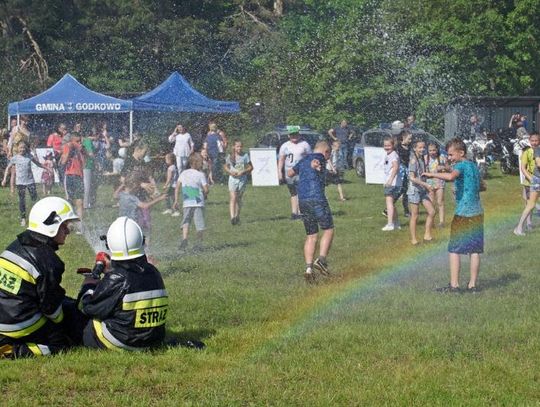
left=444, top=96, right=540, bottom=139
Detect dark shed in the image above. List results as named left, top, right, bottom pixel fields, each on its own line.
left=444, top=96, right=540, bottom=139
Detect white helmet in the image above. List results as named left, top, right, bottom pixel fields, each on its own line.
left=106, top=217, right=145, bottom=261
left=28, top=197, right=79, bottom=237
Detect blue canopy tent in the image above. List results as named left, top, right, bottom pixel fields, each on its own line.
left=132, top=71, right=240, bottom=113
left=8, top=73, right=134, bottom=138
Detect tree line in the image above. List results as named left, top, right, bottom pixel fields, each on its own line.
left=2, top=0, right=540, bottom=137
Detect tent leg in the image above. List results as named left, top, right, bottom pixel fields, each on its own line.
left=17, top=114, right=20, bottom=126
left=129, top=111, right=133, bottom=144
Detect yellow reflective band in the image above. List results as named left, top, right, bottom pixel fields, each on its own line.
left=122, top=297, right=168, bottom=311
left=47, top=308, right=64, bottom=324
left=0, top=316, right=47, bottom=339
left=92, top=320, right=121, bottom=351
left=135, top=306, right=168, bottom=328
left=28, top=221, right=38, bottom=229
left=0, top=258, right=36, bottom=284
left=111, top=248, right=142, bottom=257
left=26, top=342, right=43, bottom=356
left=58, top=203, right=71, bottom=215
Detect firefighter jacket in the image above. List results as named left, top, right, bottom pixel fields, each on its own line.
left=79, top=256, right=167, bottom=350
left=0, top=230, right=66, bottom=339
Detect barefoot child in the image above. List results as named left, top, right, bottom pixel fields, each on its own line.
left=41, top=151, right=55, bottom=195
left=514, top=133, right=540, bottom=235
left=424, top=138, right=483, bottom=292
left=426, top=142, right=447, bottom=228
left=162, top=153, right=179, bottom=216
left=223, top=140, right=253, bottom=225
left=174, top=153, right=209, bottom=251
left=381, top=136, right=402, bottom=231
left=2, top=141, right=42, bottom=226
left=407, top=140, right=436, bottom=245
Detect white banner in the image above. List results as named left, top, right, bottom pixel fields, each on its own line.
left=249, top=148, right=279, bottom=186
left=364, top=146, right=386, bottom=185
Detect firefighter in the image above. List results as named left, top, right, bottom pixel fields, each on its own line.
left=0, top=196, right=84, bottom=358
left=79, top=216, right=168, bottom=350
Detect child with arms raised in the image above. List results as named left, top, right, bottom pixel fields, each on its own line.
left=424, top=138, right=483, bottom=292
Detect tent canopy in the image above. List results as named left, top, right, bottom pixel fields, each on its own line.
left=8, top=74, right=132, bottom=115
left=132, top=71, right=240, bottom=113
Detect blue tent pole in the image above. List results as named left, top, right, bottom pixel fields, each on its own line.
left=129, top=111, right=133, bottom=143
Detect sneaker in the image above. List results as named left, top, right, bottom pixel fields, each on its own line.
left=381, top=224, right=395, bottom=231
left=231, top=217, right=237, bottom=225
left=179, top=240, right=188, bottom=250
left=404, top=212, right=411, bottom=218
left=291, top=214, right=302, bottom=220
left=162, top=209, right=173, bottom=215
left=304, top=267, right=315, bottom=283
left=381, top=209, right=388, bottom=217
left=313, top=257, right=330, bottom=276
left=513, top=228, right=526, bottom=236
left=435, top=284, right=461, bottom=293
left=192, top=243, right=204, bottom=253
left=171, top=211, right=181, bottom=217
left=20, top=218, right=26, bottom=227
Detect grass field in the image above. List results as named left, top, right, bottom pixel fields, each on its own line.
left=1, top=169, right=539, bottom=406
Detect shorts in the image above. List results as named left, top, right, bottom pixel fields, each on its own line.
left=326, top=171, right=344, bottom=185
left=299, top=200, right=334, bottom=235
left=407, top=187, right=431, bottom=205
left=523, top=185, right=531, bottom=200
left=229, top=176, right=247, bottom=193
left=65, top=175, right=83, bottom=200
left=182, top=207, right=206, bottom=231
left=448, top=214, right=484, bottom=254
left=285, top=175, right=299, bottom=197
left=531, top=175, right=540, bottom=193
left=384, top=186, right=401, bottom=201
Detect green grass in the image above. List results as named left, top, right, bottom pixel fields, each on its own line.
left=1, top=169, right=539, bottom=406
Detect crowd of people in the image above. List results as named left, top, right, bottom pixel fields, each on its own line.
left=0, top=110, right=539, bottom=357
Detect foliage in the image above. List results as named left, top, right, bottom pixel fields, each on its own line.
left=2, top=0, right=540, bottom=137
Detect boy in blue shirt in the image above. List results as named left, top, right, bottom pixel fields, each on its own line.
left=288, top=141, right=333, bottom=282
left=423, top=138, right=483, bottom=292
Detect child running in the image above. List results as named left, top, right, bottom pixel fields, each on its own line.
left=162, top=153, right=180, bottom=217
left=424, top=138, right=484, bottom=292
left=1, top=141, right=43, bottom=226
left=41, top=151, right=55, bottom=195
left=326, top=140, right=347, bottom=201
left=223, top=140, right=253, bottom=225
left=174, top=153, right=209, bottom=251
left=426, top=142, right=447, bottom=228
left=407, top=139, right=436, bottom=245
left=381, top=136, right=402, bottom=231
left=514, top=133, right=540, bottom=235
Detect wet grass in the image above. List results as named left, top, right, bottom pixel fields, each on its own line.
left=0, top=170, right=539, bottom=406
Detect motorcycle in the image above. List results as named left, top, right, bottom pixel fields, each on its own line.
left=500, top=137, right=530, bottom=175
left=464, top=136, right=494, bottom=179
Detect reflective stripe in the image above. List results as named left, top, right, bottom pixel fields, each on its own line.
left=0, top=258, right=36, bottom=284
left=123, top=289, right=168, bottom=303
left=122, top=297, right=168, bottom=311
left=38, top=344, right=51, bottom=356
left=44, top=304, right=64, bottom=323
left=0, top=313, right=47, bottom=338
left=111, top=248, right=142, bottom=257
left=0, top=251, right=40, bottom=280
left=92, top=320, right=141, bottom=352
left=26, top=343, right=50, bottom=356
